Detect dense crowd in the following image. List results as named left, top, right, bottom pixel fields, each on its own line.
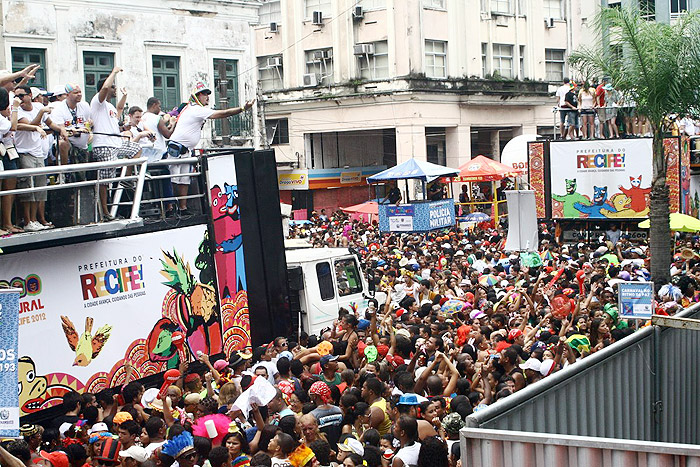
left=3, top=209, right=699, bottom=467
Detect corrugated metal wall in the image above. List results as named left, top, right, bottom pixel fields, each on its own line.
left=460, top=428, right=700, bottom=467
left=466, top=303, right=700, bottom=443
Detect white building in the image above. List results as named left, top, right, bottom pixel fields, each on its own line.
left=0, top=0, right=260, bottom=145
left=254, top=0, right=597, bottom=211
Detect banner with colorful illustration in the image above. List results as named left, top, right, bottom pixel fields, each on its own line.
left=0, top=289, right=20, bottom=437
left=0, top=225, right=221, bottom=416
left=549, top=139, right=653, bottom=219
left=205, top=154, right=251, bottom=355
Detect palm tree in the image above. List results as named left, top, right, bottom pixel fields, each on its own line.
left=568, top=7, right=700, bottom=284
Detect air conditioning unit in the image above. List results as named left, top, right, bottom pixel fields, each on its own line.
left=353, top=5, right=364, bottom=19
left=303, top=73, right=318, bottom=87
left=267, top=56, right=282, bottom=67
left=313, top=50, right=330, bottom=60
left=353, top=43, right=375, bottom=56
left=545, top=17, right=555, bottom=28
left=270, top=22, right=278, bottom=32
left=312, top=11, right=324, bottom=25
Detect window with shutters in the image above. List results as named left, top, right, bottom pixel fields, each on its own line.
left=83, top=51, right=114, bottom=103
left=152, top=56, right=181, bottom=111
left=11, top=48, right=46, bottom=90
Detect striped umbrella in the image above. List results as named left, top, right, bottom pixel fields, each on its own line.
left=478, top=274, right=499, bottom=287
left=540, top=250, right=557, bottom=261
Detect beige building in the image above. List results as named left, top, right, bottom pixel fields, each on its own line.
left=255, top=0, right=597, bottom=184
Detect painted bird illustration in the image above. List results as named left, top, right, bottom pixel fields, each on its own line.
left=60, top=316, right=112, bottom=366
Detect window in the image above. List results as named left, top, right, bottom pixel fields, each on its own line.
left=266, top=118, right=289, bottom=145
left=305, top=48, right=334, bottom=85
left=543, top=0, right=562, bottom=18
left=425, top=40, right=447, bottom=78
left=545, top=49, right=565, bottom=82
left=481, top=43, right=488, bottom=77
left=259, top=0, right=282, bottom=24
left=519, top=45, right=525, bottom=79
left=152, top=56, right=181, bottom=111
left=213, top=59, right=239, bottom=136
left=83, top=51, right=114, bottom=103
left=316, top=262, right=335, bottom=301
left=305, top=0, right=331, bottom=17
left=334, top=259, right=362, bottom=297
left=670, top=0, right=687, bottom=15
left=258, top=56, right=284, bottom=91
left=492, top=43, right=513, bottom=79
left=423, top=0, right=446, bottom=8
left=358, top=0, right=386, bottom=9
left=492, top=0, right=511, bottom=14
left=357, top=41, right=389, bottom=80
left=11, top=48, right=46, bottom=90
left=640, top=0, right=655, bottom=20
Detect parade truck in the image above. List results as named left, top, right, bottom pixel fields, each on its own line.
left=0, top=149, right=372, bottom=424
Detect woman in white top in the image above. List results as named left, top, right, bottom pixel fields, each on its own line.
left=578, top=82, right=596, bottom=139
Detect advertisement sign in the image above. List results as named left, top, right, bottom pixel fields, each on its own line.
left=278, top=169, right=309, bottom=190
left=387, top=206, right=414, bottom=232
left=618, top=281, right=654, bottom=319
left=379, top=200, right=455, bottom=232
left=340, top=171, right=362, bottom=184
left=0, top=225, right=221, bottom=415
left=205, top=154, right=251, bottom=356
left=0, top=289, right=20, bottom=437
left=549, top=139, right=653, bottom=219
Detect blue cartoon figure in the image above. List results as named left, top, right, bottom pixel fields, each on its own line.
left=574, top=186, right=612, bottom=218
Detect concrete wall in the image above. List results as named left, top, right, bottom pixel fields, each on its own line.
left=2, top=0, right=259, bottom=145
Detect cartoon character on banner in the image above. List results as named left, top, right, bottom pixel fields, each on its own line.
left=552, top=178, right=589, bottom=218
left=618, top=175, right=651, bottom=213
left=574, top=186, right=613, bottom=219
left=210, top=183, right=246, bottom=296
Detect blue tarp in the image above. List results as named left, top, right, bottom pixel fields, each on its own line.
left=366, top=158, right=459, bottom=183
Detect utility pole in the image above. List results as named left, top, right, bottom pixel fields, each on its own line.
left=257, top=83, right=268, bottom=149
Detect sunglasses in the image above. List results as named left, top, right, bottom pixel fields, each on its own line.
left=15, top=93, right=28, bottom=98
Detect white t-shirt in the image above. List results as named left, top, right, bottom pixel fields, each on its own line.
left=15, top=103, right=48, bottom=158
left=0, top=114, right=11, bottom=137
left=556, top=84, right=570, bottom=108
left=52, top=100, right=91, bottom=149
left=90, top=94, right=121, bottom=148
left=395, top=442, right=421, bottom=467
left=142, top=111, right=168, bottom=151
left=169, top=104, right=215, bottom=151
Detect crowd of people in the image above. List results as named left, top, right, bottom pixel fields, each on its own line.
left=556, top=76, right=700, bottom=142
left=4, top=209, right=699, bottom=467
left=0, top=64, right=253, bottom=233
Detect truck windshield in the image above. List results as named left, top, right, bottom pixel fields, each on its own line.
left=316, top=262, right=335, bottom=301
left=335, top=258, right=362, bottom=297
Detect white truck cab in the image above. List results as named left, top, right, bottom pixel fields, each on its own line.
left=285, top=248, right=373, bottom=336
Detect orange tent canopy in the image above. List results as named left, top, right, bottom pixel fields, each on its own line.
left=454, top=155, right=522, bottom=182
left=341, top=201, right=379, bottom=215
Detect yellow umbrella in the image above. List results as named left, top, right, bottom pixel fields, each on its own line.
left=638, top=213, right=700, bottom=232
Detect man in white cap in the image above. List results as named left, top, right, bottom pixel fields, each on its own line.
left=165, top=81, right=254, bottom=215
left=119, top=445, right=148, bottom=467
left=52, top=84, right=90, bottom=170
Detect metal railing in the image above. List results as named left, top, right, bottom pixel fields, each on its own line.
left=0, top=157, right=148, bottom=220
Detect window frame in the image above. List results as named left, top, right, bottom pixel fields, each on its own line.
left=304, top=0, right=332, bottom=18
left=492, top=0, right=512, bottom=14
left=423, top=0, right=446, bottom=9
left=357, top=41, right=389, bottom=80
left=152, top=55, right=181, bottom=112
left=545, top=48, right=566, bottom=83
left=492, top=43, right=514, bottom=79
left=259, top=0, right=282, bottom=24
left=316, top=262, right=335, bottom=301
left=11, top=47, right=47, bottom=90
left=358, top=0, right=387, bottom=10
left=82, top=51, right=115, bottom=103
left=424, top=40, right=447, bottom=79
left=258, top=55, right=284, bottom=91
left=305, top=48, right=334, bottom=85
left=266, top=118, right=289, bottom=145
left=543, top=0, right=563, bottom=19
left=334, top=258, right=363, bottom=297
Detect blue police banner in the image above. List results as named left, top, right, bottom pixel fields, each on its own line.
left=618, top=282, right=654, bottom=319
left=0, top=288, right=20, bottom=437
left=379, top=199, right=455, bottom=232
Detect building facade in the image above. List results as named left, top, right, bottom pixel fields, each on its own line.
left=0, top=0, right=260, bottom=146
left=254, top=0, right=597, bottom=211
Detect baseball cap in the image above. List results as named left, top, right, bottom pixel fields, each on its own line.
left=519, top=357, right=542, bottom=372
left=191, top=81, right=212, bottom=95
left=320, top=354, right=338, bottom=368
left=51, top=85, right=67, bottom=97
left=37, top=451, right=69, bottom=467
left=442, top=412, right=465, bottom=434
left=229, top=350, right=253, bottom=368
left=540, top=358, right=556, bottom=376
left=213, top=359, right=229, bottom=371
left=88, top=422, right=110, bottom=435
left=119, top=446, right=148, bottom=463
left=337, top=437, right=364, bottom=456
